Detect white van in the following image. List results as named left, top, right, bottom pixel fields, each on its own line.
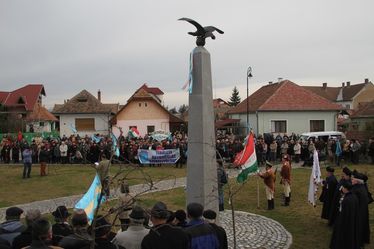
left=299, top=131, right=345, bottom=142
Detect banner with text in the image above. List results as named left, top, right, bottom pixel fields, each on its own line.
left=138, top=149, right=180, bottom=164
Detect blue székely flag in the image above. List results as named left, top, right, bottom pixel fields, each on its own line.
left=335, top=140, right=342, bottom=156
left=92, top=134, right=102, bottom=144
left=69, top=123, right=77, bottom=133
left=111, top=133, right=120, bottom=157
left=75, top=173, right=105, bottom=223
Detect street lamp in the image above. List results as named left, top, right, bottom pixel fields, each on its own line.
left=246, top=66, right=253, bottom=134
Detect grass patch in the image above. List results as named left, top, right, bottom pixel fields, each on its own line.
left=0, top=164, right=186, bottom=207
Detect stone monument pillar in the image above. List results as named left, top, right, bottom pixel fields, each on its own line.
left=186, top=46, right=218, bottom=212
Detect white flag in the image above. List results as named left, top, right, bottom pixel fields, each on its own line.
left=308, top=150, right=321, bottom=206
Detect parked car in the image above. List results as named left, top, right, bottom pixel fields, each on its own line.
left=299, top=131, right=345, bottom=142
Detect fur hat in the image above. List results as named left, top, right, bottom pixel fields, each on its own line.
left=203, top=209, right=217, bottom=220
left=52, top=206, right=71, bottom=219
left=6, top=207, right=23, bottom=220
left=342, top=167, right=352, bottom=176
left=150, top=202, right=170, bottom=219
left=341, top=181, right=353, bottom=190
left=129, top=206, right=145, bottom=220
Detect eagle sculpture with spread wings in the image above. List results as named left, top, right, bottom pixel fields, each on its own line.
left=179, top=17, right=224, bottom=46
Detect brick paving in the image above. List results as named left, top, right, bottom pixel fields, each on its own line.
left=0, top=170, right=292, bottom=248
left=220, top=210, right=292, bottom=249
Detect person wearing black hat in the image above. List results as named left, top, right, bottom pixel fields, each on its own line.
left=51, top=206, right=73, bottom=246
left=173, top=210, right=188, bottom=228
left=141, top=202, right=189, bottom=249
left=113, top=206, right=149, bottom=249
left=258, top=161, right=276, bottom=210
left=88, top=215, right=124, bottom=249
left=0, top=207, right=25, bottom=246
left=328, top=166, right=352, bottom=226
left=203, top=210, right=228, bottom=249
left=184, top=202, right=219, bottom=249
left=26, top=218, right=63, bottom=249
left=320, top=167, right=338, bottom=221
left=58, top=209, right=92, bottom=249
left=351, top=171, right=371, bottom=247
left=12, top=209, right=41, bottom=249
left=329, top=181, right=360, bottom=249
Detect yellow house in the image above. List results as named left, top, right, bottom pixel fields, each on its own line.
left=111, top=84, right=184, bottom=137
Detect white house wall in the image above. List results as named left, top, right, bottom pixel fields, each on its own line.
left=59, top=114, right=110, bottom=137
left=257, top=111, right=337, bottom=136
left=113, top=119, right=170, bottom=138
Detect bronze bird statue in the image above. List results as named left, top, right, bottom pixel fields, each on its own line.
left=179, top=17, right=224, bottom=46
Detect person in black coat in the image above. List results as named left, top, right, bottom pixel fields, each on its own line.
left=203, top=210, right=228, bottom=249
left=328, top=167, right=352, bottom=226
left=88, top=215, right=125, bottom=249
left=12, top=209, right=41, bottom=249
left=351, top=171, right=371, bottom=247
left=51, top=206, right=73, bottom=246
left=58, top=210, right=92, bottom=249
left=329, top=181, right=359, bottom=249
left=141, top=202, right=189, bottom=249
left=320, top=167, right=338, bottom=220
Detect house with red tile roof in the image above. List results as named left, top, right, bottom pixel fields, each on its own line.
left=228, top=80, right=342, bottom=136
left=0, top=84, right=57, bottom=133
left=344, top=100, right=374, bottom=140
left=304, top=78, right=374, bottom=110
left=111, top=84, right=184, bottom=137
left=52, top=90, right=119, bottom=137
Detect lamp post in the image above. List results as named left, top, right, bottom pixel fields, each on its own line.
left=246, top=66, right=253, bottom=134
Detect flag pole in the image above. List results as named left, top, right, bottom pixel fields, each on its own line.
left=257, top=176, right=260, bottom=208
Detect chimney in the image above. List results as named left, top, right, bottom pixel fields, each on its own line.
left=322, top=83, right=327, bottom=89
left=346, top=81, right=350, bottom=87
left=365, top=78, right=369, bottom=84
left=342, top=82, right=345, bottom=87
left=268, top=81, right=273, bottom=85
left=98, top=90, right=101, bottom=102
left=277, top=77, right=283, bottom=83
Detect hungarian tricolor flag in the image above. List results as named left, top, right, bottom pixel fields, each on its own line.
left=128, top=127, right=140, bottom=138
left=234, top=132, right=259, bottom=183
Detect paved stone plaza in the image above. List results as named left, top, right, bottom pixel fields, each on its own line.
left=220, top=210, right=292, bottom=249
left=0, top=173, right=292, bottom=248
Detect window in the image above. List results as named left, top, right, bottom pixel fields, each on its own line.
left=271, top=120, right=287, bottom=133
left=147, top=125, right=155, bottom=134
left=145, top=102, right=148, bottom=107
left=345, top=104, right=351, bottom=109
left=138, top=103, right=142, bottom=107
left=39, top=122, right=44, bottom=127
left=310, top=120, right=325, bottom=132
left=75, top=118, right=95, bottom=131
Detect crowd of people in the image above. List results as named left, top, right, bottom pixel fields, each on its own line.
left=1, top=130, right=374, bottom=170
left=319, top=166, right=372, bottom=249
left=254, top=133, right=374, bottom=166
left=0, top=201, right=228, bottom=249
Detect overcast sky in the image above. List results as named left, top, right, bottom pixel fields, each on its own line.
left=1, top=0, right=373, bottom=110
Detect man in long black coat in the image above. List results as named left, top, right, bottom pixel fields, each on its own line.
left=320, top=167, right=338, bottom=220
left=351, top=171, right=370, bottom=247
left=330, top=181, right=359, bottom=249
left=328, top=167, right=352, bottom=226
